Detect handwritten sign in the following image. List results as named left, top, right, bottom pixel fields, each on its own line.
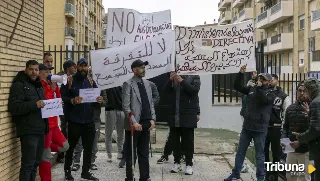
left=106, top=8, right=172, bottom=48
left=90, top=31, right=175, bottom=90
left=41, top=98, right=63, bottom=118
left=79, top=88, right=101, bottom=103
left=175, top=20, right=256, bottom=75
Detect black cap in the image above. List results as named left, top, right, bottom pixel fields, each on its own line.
left=258, top=73, right=272, bottom=81
left=77, top=58, right=88, bottom=65
left=131, top=59, right=149, bottom=69
left=63, top=60, right=76, bottom=70
left=39, top=64, right=54, bottom=71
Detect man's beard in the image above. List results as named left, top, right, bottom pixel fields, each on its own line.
left=77, top=70, right=87, bottom=78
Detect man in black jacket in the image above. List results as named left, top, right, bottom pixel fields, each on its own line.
left=282, top=81, right=311, bottom=181
left=264, top=74, right=290, bottom=181
left=224, top=65, right=276, bottom=181
left=164, top=72, right=201, bottom=175
left=8, top=60, right=48, bottom=181
left=62, top=58, right=103, bottom=181
left=293, top=78, right=320, bottom=180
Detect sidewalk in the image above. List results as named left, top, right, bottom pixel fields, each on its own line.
left=51, top=127, right=258, bottom=181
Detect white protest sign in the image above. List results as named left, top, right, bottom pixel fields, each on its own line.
left=90, top=31, right=175, bottom=90
left=175, top=20, right=256, bottom=75
left=41, top=98, right=64, bottom=118
left=106, top=8, right=172, bottom=47
left=79, top=88, right=101, bottom=103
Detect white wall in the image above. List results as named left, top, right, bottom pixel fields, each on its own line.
left=198, top=75, right=242, bottom=133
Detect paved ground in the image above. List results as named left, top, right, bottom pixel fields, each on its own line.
left=52, top=152, right=259, bottom=181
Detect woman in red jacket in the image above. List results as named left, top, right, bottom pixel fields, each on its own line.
left=38, top=64, right=69, bottom=181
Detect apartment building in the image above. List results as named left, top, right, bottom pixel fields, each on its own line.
left=218, top=0, right=320, bottom=74
left=102, top=13, right=108, bottom=48
left=44, top=0, right=105, bottom=70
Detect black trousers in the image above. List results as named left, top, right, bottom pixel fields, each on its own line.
left=315, top=159, right=320, bottom=181
left=125, top=120, right=151, bottom=181
left=19, top=134, right=44, bottom=181
left=171, top=127, right=194, bottom=166
left=64, top=122, right=96, bottom=174
left=58, top=115, right=68, bottom=160
left=264, top=127, right=281, bottom=181
left=163, top=127, right=185, bottom=157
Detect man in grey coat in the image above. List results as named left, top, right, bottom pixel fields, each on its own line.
left=122, top=59, right=156, bottom=181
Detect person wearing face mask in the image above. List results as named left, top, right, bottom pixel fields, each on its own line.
left=224, top=65, right=276, bottom=181
left=62, top=58, right=103, bottom=181
left=37, top=64, right=69, bottom=181
left=122, top=59, right=156, bottom=181
left=8, top=60, right=48, bottom=181
left=56, top=60, right=77, bottom=163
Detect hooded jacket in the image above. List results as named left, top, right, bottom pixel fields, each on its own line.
left=8, top=71, right=49, bottom=137
left=269, top=86, right=290, bottom=126
left=298, top=79, right=320, bottom=159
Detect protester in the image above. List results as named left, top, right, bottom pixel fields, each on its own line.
left=56, top=60, right=77, bottom=163
left=43, top=52, right=53, bottom=67
left=71, top=66, right=106, bottom=171
left=102, top=85, right=125, bottom=163
left=281, top=81, right=311, bottom=181
left=264, top=74, right=290, bottom=181
left=122, top=59, right=156, bottom=181
left=8, top=60, right=48, bottom=181
left=37, top=64, right=69, bottom=181
left=163, top=72, right=201, bottom=175
left=62, top=58, right=103, bottom=181
left=119, top=80, right=160, bottom=168
left=224, top=65, right=276, bottom=181
left=293, top=78, right=320, bottom=180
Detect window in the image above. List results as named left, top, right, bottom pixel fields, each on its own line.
left=298, top=51, right=304, bottom=66
left=299, top=15, right=305, bottom=30
left=280, top=54, right=284, bottom=66
left=260, top=32, right=264, bottom=40
left=85, top=7, right=88, bottom=17
left=289, top=52, right=293, bottom=65
left=309, top=37, right=315, bottom=52
left=279, top=25, right=283, bottom=33
left=103, top=28, right=107, bottom=36
left=289, top=23, right=293, bottom=32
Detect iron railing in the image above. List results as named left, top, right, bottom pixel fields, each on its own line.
left=270, top=2, right=281, bottom=15
left=270, top=34, right=281, bottom=44
left=65, top=27, right=75, bottom=37
left=257, top=11, right=267, bottom=22
left=65, top=3, right=75, bottom=16
left=239, top=9, right=245, bottom=17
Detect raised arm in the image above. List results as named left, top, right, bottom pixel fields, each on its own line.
left=298, top=101, right=320, bottom=143
left=234, top=72, right=251, bottom=95
left=8, top=82, right=39, bottom=116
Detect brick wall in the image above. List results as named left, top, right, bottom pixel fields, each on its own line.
left=0, top=0, right=44, bottom=180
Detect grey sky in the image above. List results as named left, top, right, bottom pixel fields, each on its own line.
left=102, top=0, right=220, bottom=27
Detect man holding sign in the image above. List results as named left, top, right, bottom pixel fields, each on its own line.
left=8, top=60, right=48, bottom=181
left=62, top=58, right=103, bottom=181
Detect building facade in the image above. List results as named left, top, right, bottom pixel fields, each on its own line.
left=0, top=0, right=44, bottom=180
left=44, top=0, right=105, bottom=70
left=218, top=0, right=320, bottom=74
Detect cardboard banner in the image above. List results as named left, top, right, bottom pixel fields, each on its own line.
left=175, top=20, right=256, bottom=75
left=106, top=8, right=172, bottom=48
left=90, top=31, right=175, bottom=90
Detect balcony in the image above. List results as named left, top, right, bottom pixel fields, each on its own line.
left=256, top=1, right=293, bottom=29
left=238, top=8, right=253, bottom=22
left=265, top=33, right=293, bottom=53
left=65, top=3, right=75, bottom=18
left=65, top=27, right=75, bottom=38
left=218, top=0, right=231, bottom=11
left=219, top=11, right=231, bottom=24
left=232, top=0, right=246, bottom=8
left=311, top=9, right=320, bottom=31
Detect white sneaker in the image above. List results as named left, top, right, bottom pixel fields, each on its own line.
left=117, top=153, right=122, bottom=160
left=171, top=163, right=181, bottom=173
left=107, top=153, right=112, bottom=162
left=185, top=166, right=193, bottom=175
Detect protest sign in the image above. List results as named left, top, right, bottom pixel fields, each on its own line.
left=90, top=31, right=175, bottom=90
left=175, top=20, right=256, bottom=75
left=79, top=88, right=101, bottom=103
left=106, top=8, right=172, bottom=47
left=41, top=98, right=63, bottom=118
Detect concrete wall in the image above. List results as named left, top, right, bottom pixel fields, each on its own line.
left=198, top=75, right=242, bottom=133
left=0, top=0, right=44, bottom=180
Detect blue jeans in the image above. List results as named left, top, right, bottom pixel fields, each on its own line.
left=232, top=129, right=267, bottom=179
